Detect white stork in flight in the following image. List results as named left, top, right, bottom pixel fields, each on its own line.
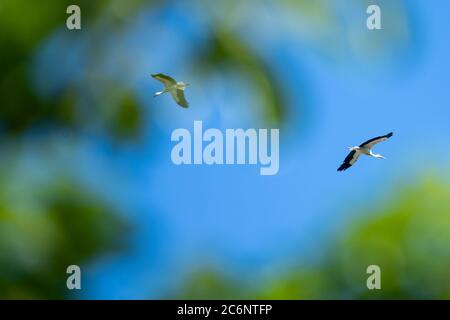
left=338, top=132, right=393, bottom=172
left=151, top=73, right=189, bottom=108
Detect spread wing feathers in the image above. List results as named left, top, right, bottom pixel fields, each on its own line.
left=360, top=132, right=394, bottom=149
left=152, top=73, right=177, bottom=87
left=170, top=89, right=189, bottom=108
left=337, top=150, right=360, bottom=171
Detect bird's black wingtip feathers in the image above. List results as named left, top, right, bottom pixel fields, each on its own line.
left=337, top=164, right=351, bottom=172
left=386, top=132, right=394, bottom=138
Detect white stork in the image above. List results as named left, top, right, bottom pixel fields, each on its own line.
left=337, top=132, right=393, bottom=172
left=151, top=73, right=189, bottom=108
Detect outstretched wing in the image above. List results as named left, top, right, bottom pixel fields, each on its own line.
left=170, top=89, right=189, bottom=108
left=337, top=150, right=360, bottom=172
left=151, top=73, right=177, bottom=87
left=360, top=132, right=393, bottom=149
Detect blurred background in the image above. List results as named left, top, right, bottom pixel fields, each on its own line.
left=0, top=0, right=449, bottom=299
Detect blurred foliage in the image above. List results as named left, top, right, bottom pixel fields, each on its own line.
left=0, top=0, right=138, bottom=299
left=0, top=0, right=96, bottom=135
left=0, top=180, right=127, bottom=299
left=109, top=94, right=142, bottom=139
left=177, top=178, right=450, bottom=299
left=194, top=29, right=287, bottom=127
left=278, top=0, right=413, bottom=60
left=176, top=268, right=244, bottom=300
left=0, top=0, right=147, bottom=137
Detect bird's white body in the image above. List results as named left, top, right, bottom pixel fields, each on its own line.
left=349, top=146, right=385, bottom=159
left=154, top=82, right=188, bottom=97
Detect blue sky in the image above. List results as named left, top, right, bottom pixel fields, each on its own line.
left=27, top=0, right=450, bottom=298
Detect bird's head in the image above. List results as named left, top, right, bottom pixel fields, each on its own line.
left=348, top=146, right=359, bottom=151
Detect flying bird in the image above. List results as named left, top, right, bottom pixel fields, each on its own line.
left=337, top=132, right=393, bottom=172
left=151, top=73, right=189, bottom=108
